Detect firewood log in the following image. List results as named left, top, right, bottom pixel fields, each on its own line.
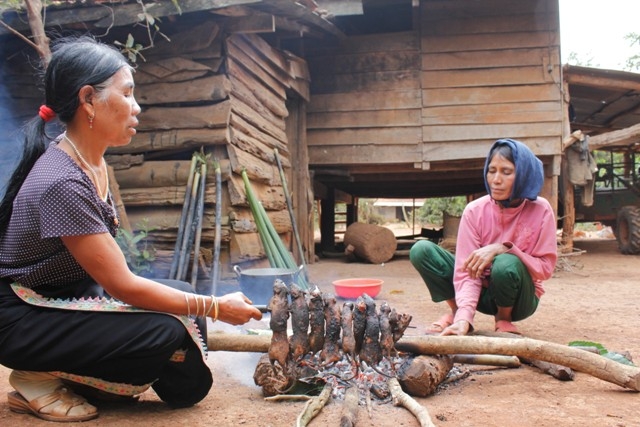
left=208, top=333, right=640, bottom=391
left=397, top=355, right=454, bottom=397
left=395, top=335, right=640, bottom=391
left=343, top=222, right=397, bottom=264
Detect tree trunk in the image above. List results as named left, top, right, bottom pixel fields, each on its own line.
left=343, top=222, right=397, bottom=264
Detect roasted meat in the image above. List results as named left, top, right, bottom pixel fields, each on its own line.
left=288, top=283, right=310, bottom=360
left=268, top=280, right=290, bottom=368
left=307, top=286, right=325, bottom=354
left=320, top=293, right=342, bottom=365
left=340, top=301, right=356, bottom=359
left=359, top=294, right=381, bottom=366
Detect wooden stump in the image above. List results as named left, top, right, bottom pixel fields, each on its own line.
left=397, top=354, right=454, bottom=397
left=343, top=222, right=397, bottom=264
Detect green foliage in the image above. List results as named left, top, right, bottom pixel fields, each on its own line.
left=566, top=51, right=598, bottom=68
left=116, top=219, right=156, bottom=276
left=113, top=33, right=145, bottom=63
left=624, top=32, right=640, bottom=71
left=357, top=199, right=386, bottom=225
left=0, top=0, right=25, bottom=13
left=568, top=340, right=635, bottom=367
left=416, top=196, right=467, bottom=227
left=0, top=0, right=178, bottom=64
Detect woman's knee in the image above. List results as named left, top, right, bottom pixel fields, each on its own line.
left=409, top=240, right=437, bottom=267
left=491, top=254, right=527, bottom=282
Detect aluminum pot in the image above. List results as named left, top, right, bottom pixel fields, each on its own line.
left=233, top=265, right=304, bottom=306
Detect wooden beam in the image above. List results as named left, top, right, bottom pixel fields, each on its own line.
left=0, top=0, right=261, bottom=35
left=224, top=13, right=276, bottom=34
left=315, top=0, right=363, bottom=16
left=564, top=65, right=640, bottom=92
left=587, top=122, right=640, bottom=150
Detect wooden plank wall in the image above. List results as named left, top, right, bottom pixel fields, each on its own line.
left=306, top=31, right=424, bottom=167
left=105, top=22, right=311, bottom=278
left=420, top=0, right=563, bottom=165
left=305, top=0, right=562, bottom=208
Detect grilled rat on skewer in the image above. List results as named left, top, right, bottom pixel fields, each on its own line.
left=352, top=295, right=367, bottom=355
left=340, top=301, right=356, bottom=359
left=359, top=294, right=382, bottom=366
left=389, top=307, right=413, bottom=344
left=379, top=301, right=395, bottom=359
left=320, top=293, right=342, bottom=365
left=268, top=280, right=290, bottom=369
left=289, top=283, right=310, bottom=361
left=307, top=286, right=325, bottom=354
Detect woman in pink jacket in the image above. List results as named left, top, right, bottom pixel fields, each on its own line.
left=410, top=138, right=558, bottom=335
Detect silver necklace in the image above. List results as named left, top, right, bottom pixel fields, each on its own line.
left=63, top=132, right=108, bottom=201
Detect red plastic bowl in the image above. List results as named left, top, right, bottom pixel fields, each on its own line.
left=332, top=278, right=383, bottom=299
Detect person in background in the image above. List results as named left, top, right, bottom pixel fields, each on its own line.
left=0, top=36, right=262, bottom=422
left=410, top=138, right=557, bottom=336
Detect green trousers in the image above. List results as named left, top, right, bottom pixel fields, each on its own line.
left=409, top=240, right=538, bottom=321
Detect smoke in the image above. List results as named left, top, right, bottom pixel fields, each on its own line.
left=0, top=76, right=22, bottom=200
left=208, top=320, right=267, bottom=387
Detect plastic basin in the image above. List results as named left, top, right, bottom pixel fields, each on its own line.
left=332, top=278, right=383, bottom=299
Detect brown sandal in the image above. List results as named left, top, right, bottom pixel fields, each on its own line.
left=7, top=387, right=98, bottom=422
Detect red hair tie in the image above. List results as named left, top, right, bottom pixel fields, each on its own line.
left=38, top=105, right=56, bottom=122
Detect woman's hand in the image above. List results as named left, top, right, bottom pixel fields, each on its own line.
left=462, top=243, right=508, bottom=278
left=216, top=292, right=263, bottom=325
left=440, top=319, right=470, bottom=336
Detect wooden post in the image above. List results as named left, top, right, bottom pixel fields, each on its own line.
left=561, top=78, right=577, bottom=253
left=286, top=96, right=314, bottom=265
left=320, top=189, right=336, bottom=253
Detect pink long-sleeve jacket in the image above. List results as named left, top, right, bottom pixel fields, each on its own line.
left=453, top=194, right=558, bottom=327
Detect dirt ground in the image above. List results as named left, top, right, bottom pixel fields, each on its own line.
left=1, top=237, right=639, bottom=426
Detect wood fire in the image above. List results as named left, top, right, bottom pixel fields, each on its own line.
left=253, top=280, right=448, bottom=426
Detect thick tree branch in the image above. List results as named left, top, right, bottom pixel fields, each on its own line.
left=23, top=0, right=51, bottom=64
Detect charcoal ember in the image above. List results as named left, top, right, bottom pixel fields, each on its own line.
left=340, top=302, right=356, bottom=359
left=389, top=307, right=413, bottom=343
left=289, top=283, right=310, bottom=360
left=352, top=296, right=367, bottom=354
left=320, top=293, right=342, bottom=365
left=359, top=294, right=381, bottom=366
left=378, top=301, right=395, bottom=359
left=268, top=280, right=290, bottom=368
left=308, top=287, right=325, bottom=353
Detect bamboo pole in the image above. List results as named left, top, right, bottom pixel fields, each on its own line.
left=210, top=160, right=222, bottom=297
left=176, top=169, right=200, bottom=282
left=190, top=162, right=207, bottom=289
left=169, top=155, right=198, bottom=279
left=274, top=148, right=307, bottom=277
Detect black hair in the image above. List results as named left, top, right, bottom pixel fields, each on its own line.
left=487, top=143, right=514, bottom=164
left=0, top=36, right=130, bottom=235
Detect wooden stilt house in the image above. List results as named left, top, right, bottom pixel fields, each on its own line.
left=9, top=0, right=634, bottom=280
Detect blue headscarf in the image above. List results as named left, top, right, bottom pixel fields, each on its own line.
left=483, top=138, right=543, bottom=207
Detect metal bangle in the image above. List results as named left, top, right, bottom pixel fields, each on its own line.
left=184, top=293, right=191, bottom=317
